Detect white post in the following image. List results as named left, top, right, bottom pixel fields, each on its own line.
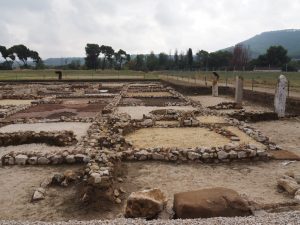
left=212, top=72, right=219, bottom=97
left=274, top=75, right=288, bottom=118
left=235, top=76, right=243, bottom=107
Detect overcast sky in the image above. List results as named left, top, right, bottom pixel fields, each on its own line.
left=0, top=0, right=299, bottom=58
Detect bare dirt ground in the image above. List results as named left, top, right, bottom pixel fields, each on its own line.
left=121, top=161, right=300, bottom=210
left=125, top=127, right=230, bottom=148
left=0, top=165, right=126, bottom=221
left=189, top=95, right=272, bottom=112
left=0, top=144, right=74, bottom=158
left=8, top=103, right=105, bottom=119
left=196, top=115, right=227, bottom=124
left=0, top=100, right=33, bottom=106
left=250, top=117, right=300, bottom=156
left=117, top=106, right=195, bottom=120
left=120, top=97, right=186, bottom=106
left=1, top=161, right=299, bottom=222
left=0, top=122, right=91, bottom=140
left=225, top=126, right=266, bottom=148
left=61, top=98, right=111, bottom=105
left=125, top=92, right=173, bottom=98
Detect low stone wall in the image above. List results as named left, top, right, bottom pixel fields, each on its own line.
left=121, top=144, right=268, bottom=163
left=228, top=111, right=279, bottom=122
left=1, top=150, right=90, bottom=166
left=0, top=130, right=77, bottom=147
left=0, top=104, right=32, bottom=119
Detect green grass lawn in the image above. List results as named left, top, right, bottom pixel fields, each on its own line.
left=0, top=70, right=158, bottom=80
left=0, top=69, right=299, bottom=92
left=157, top=70, right=300, bottom=91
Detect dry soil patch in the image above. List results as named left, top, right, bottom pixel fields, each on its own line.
left=125, top=127, right=230, bottom=148
left=117, top=106, right=195, bottom=120
left=0, top=122, right=91, bottom=140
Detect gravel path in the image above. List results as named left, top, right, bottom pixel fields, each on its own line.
left=0, top=212, right=300, bottom=224
left=0, top=122, right=91, bottom=140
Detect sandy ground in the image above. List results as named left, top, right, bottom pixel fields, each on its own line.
left=0, top=100, right=33, bottom=106
left=196, top=115, right=227, bottom=124
left=0, top=144, right=74, bottom=158
left=250, top=118, right=300, bottom=155
left=125, top=92, right=173, bottom=98
left=155, top=121, right=180, bottom=126
left=1, top=161, right=299, bottom=222
left=122, top=161, right=300, bottom=209
left=61, top=98, right=111, bottom=105
left=0, top=165, right=125, bottom=221
left=0, top=122, right=91, bottom=140
left=189, top=95, right=272, bottom=112
left=225, top=126, right=266, bottom=148
left=117, top=106, right=196, bottom=120
left=125, top=127, right=230, bottom=148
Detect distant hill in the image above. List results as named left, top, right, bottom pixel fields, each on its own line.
left=43, top=57, right=85, bottom=66
left=223, top=29, right=300, bottom=59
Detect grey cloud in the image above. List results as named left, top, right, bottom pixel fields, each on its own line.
left=0, top=0, right=299, bottom=58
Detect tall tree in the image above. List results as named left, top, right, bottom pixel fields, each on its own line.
left=85, top=43, right=100, bottom=70
left=174, top=49, right=179, bottom=69
left=187, top=48, right=193, bottom=70
left=196, top=50, right=209, bottom=70
left=114, top=49, right=127, bottom=69
left=266, top=46, right=290, bottom=67
left=146, top=52, right=158, bottom=71
left=10, top=44, right=31, bottom=66
left=158, top=52, right=169, bottom=70
left=100, top=45, right=114, bottom=69
left=231, top=44, right=250, bottom=70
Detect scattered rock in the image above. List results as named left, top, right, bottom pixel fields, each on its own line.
left=277, top=175, right=300, bottom=195
left=32, top=187, right=46, bottom=202
left=173, top=187, right=252, bottom=219
left=125, top=188, right=167, bottom=219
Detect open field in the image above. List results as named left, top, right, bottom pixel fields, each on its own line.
left=0, top=70, right=158, bottom=80
left=158, top=70, right=300, bottom=92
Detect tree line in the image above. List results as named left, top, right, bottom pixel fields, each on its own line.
left=0, top=44, right=42, bottom=70
left=85, top=43, right=298, bottom=72
left=0, top=43, right=297, bottom=71
left=85, top=44, right=130, bottom=70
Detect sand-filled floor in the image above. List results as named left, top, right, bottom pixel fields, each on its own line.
left=125, top=127, right=230, bottom=148
left=0, top=122, right=91, bottom=140
left=125, top=92, right=173, bottom=97
left=0, top=99, right=33, bottom=106
left=117, top=106, right=195, bottom=120
left=122, top=161, right=300, bottom=207
left=197, top=115, right=227, bottom=124
left=251, top=118, right=300, bottom=155
left=0, top=144, right=74, bottom=158
left=225, top=126, right=266, bottom=148
left=0, top=165, right=123, bottom=221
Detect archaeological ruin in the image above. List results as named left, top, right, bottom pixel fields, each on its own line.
left=0, top=76, right=299, bottom=223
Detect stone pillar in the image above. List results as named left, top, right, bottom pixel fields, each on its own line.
left=235, top=76, right=243, bottom=107
left=274, top=75, right=288, bottom=118
left=212, top=72, right=219, bottom=97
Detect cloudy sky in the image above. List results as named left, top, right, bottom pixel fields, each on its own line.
left=0, top=0, right=299, bottom=58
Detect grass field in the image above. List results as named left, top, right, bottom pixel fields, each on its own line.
left=157, top=70, right=300, bottom=92
left=0, top=69, right=299, bottom=92
left=0, top=70, right=157, bottom=80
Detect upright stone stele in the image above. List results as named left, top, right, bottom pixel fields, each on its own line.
left=212, top=72, right=219, bottom=97
left=235, top=76, right=244, bottom=107
left=274, top=75, right=288, bottom=118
